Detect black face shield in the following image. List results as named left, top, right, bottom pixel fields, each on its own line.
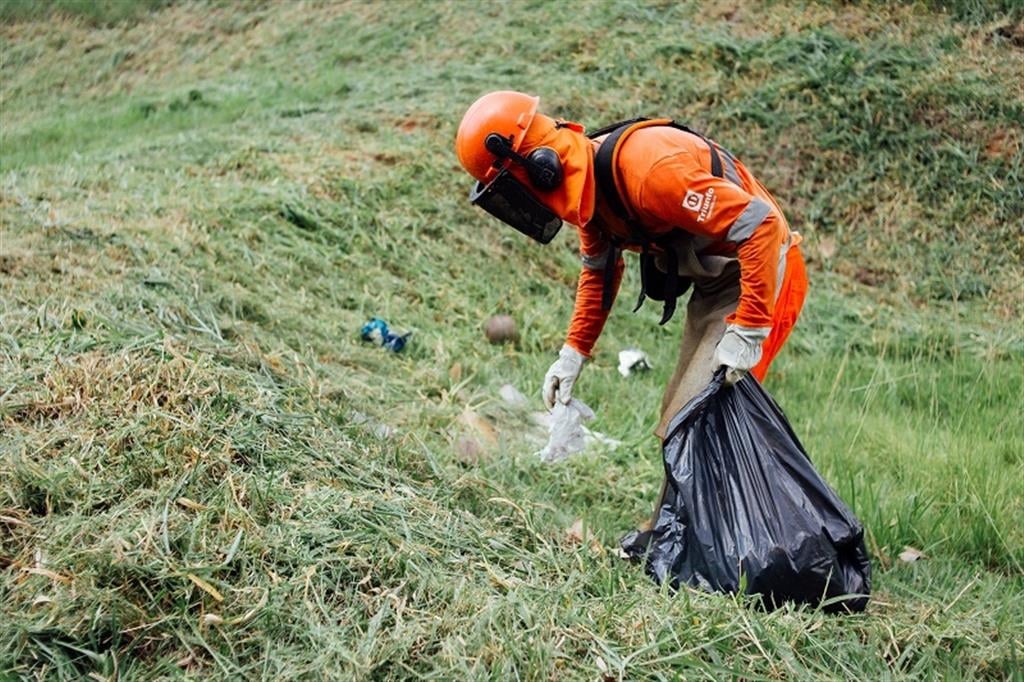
left=469, top=168, right=563, bottom=245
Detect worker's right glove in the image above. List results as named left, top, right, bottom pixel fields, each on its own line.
left=542, top=344, right=587, bottom=410
left=713, top=324, right=770, bottom=386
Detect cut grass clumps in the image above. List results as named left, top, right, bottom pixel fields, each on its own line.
left=0, top=0, right=177, bottom=27
left=2, top=0, right=1023, bottom=678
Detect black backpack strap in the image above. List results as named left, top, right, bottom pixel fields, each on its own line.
left=592, top=119, right=648, bottom=313
left=708, top=140, right=723, bottom=178
left=660, top=247, right=679, bottom=325
left=663, top=121, right=723, bottom=179
left=587, top=117, right=649, bottom=142
left=601, top=243, right=619, bottom=311
left=591, top=119, right=648, bottom=223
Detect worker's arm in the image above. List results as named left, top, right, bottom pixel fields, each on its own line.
left=565, top=222, right=625, bottom=357
left=542, top=223, right=623, bottom=408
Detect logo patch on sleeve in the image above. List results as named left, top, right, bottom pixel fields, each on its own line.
left=682, top=190, right=704, bottom=212
left=682, top=188, right=717, bottom=222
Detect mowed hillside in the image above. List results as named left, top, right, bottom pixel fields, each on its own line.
left=2, top=1, right=1022, bottom=679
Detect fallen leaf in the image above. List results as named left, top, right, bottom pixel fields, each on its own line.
left=457, top=407, right=497, bottom=444
left=454, top=435, right=483, bottom=464
left=898, top=546, right=926, bottom=563
left=569, top=518, right=585, bottom=544
left=566, top=518, right=606, bottom=554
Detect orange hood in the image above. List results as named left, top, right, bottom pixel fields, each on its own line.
left=513, top=113, right=596, bottom=228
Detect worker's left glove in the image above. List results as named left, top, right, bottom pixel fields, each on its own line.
left=543, top=345, right=587, bottom=409
left=713, top=324, right=770, bottom=386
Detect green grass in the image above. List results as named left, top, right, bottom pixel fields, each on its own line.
left=0, top=0, right=177, bottom=27
left=2, top=1, right=1023, bottom=679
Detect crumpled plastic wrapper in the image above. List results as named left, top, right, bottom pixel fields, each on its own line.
left=537, top=398, right=595, bottom=464
left=618, top=348, right=652, bottom=377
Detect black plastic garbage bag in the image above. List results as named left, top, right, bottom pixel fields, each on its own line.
left=622, top=370, right=871, bottom=612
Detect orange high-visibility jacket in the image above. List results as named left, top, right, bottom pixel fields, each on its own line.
left=566, top=125, right=801, bottom=357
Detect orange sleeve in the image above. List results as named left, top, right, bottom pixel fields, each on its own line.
left=636, top=153, right=786, bottom=329
left=564, top=222, right=624, bottom=357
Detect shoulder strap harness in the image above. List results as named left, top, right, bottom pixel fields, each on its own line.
left=589, top=118, right=724, bottom=325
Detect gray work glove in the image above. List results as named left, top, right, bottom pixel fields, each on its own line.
left=542, top=344, right=587, bottom=409
left=713, top=324, right=770, bottom=386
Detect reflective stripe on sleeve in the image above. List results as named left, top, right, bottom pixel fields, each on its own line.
left=726, top=197, right=772, bottom=243
left=720, top=150, right=742, bottom=187
left=581, top=248, right=610, bottom=270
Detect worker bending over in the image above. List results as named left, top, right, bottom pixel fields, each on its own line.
left=455, top=91, right=808, bottom=440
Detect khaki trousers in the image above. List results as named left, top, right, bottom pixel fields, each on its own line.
left=653, top=244, right=741, bottom=440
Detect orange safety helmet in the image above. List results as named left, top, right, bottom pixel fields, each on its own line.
left=456, top=90, right=596, bottom=242
left=456, top=91, right=540, bottom=183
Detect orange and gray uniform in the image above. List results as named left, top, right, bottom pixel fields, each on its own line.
left=566, top=125, right=807, bottom=389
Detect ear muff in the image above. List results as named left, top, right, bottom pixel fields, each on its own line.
left=484, top=133, right=563, bottom=192
left=524, top=146, right=563, bottom=191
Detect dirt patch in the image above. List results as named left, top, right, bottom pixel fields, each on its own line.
left=984, top=128, right=1022, bottom=161
left=994, top=21, right=1024, bottom=49
left=0, top=254, right=25, bottom=276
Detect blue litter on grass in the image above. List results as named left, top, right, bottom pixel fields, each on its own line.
left=360, top=318, right=411, bottom=352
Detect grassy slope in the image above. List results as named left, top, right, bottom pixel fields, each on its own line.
left=2, top=1, right=1022, bottom=679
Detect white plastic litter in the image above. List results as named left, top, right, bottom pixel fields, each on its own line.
left=618, top=348, right=653, bottom=377
left=537, top=398, right=595, bottom=464
left=498, top=383, right=529, bottom=407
